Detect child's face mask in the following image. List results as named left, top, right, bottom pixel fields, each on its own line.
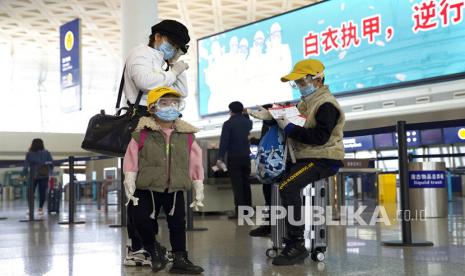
left=150, top=97, right=184, bottom=121
left=155, top=106, right=181, bottom=121
left=288, top=72, right=324, bottom=98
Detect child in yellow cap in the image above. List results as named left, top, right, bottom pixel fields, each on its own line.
left=123, top=86, right=204, bottom=274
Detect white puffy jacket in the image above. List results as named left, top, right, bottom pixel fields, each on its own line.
left=123, top=44, right=188, bottom=106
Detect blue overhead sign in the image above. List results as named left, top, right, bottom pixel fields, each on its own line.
left=343, top=135, right=374, bottom=152
left=60, top=18, right=81, bottom=89
left=198, top=0, right=465, bottom=116
left=409, top=170, right=446, bottom=188
left=60, top=18, right=81, bottom=112
left=395, top=130, right=421, bottom=147
left=443, top=127, right=465, bottom=144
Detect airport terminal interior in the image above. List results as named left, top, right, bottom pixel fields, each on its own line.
left=1, top=0, right=465, bottom=275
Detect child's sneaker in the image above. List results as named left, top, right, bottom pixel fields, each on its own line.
left=123, top=246, right=151, bottom=266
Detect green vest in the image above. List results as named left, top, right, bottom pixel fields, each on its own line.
left=132, top=129, right=192, bottom=192
left=292, top=85, right=345, bottom=160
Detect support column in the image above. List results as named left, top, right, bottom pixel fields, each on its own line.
left=114, top=0, right=157, bottom=228
left=121, top=0, right=158, bottom=59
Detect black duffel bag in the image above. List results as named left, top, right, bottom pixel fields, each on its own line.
left=81, top=69, right=143, bottom=157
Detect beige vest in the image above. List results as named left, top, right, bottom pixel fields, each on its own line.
left=291, top=85, right=345, bottom=160
left=132, top=117, right=199, bottom=192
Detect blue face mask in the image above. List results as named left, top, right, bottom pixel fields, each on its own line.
left=155, top=106, right=181, bottom=121
left=159, top=41, right=176, bottom=60
left=300, top=83, right=317, bottom=97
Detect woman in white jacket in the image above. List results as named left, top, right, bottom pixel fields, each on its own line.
left=122, top=20, right=191, bottom=267
left=123, top=19, right=190, bottom=115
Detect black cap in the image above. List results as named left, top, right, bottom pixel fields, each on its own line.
left=151, top=20, right=190, bottom=53
left=229, top=101, right=244, bottom=114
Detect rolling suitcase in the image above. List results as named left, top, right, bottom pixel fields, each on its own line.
left=266, top=179, right=328, bottom=262
left=266, top=183, right=286, bottom=258
left=303, top=178, right=328, bottom=262
left=47, top=188, right=61, bottom=214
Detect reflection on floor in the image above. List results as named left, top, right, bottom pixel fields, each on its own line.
left=0, top=198, right=464, bottom=275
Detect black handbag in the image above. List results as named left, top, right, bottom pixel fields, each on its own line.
left=81, top=69, right=143, bottom=157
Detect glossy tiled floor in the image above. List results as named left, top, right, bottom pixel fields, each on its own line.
left=0, top=198, right=465, bottom=276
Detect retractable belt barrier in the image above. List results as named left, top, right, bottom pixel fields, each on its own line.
left=3, top=155, right=112, bottom=224
left=3, top=155, right=206, bottom=231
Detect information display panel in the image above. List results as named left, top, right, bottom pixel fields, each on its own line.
left=198, top=0, right=465, bottom=116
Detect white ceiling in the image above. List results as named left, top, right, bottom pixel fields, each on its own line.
left=0, top=0, right=319, bottom=59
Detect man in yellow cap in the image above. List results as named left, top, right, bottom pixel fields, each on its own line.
left=123, top=86, right=204, bottom=274
left=272, top=59, right=345, bottom=265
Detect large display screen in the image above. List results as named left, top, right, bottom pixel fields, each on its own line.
left=374, top=133, right=395, bottom=149
left=420, top=128, right=443, bottom=145
left=197, top=0, right=465, bottom=116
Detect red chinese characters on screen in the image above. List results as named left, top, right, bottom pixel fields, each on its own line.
left=362, top=15, right=381, bottom=44
left=303, top=15, right=392, bottom=58
left=304, top=31, right=319, bottom=57
left=412, top=0, right=464, bottom=32
left=439, top=0, right=464, bottom=26
left=321, top=26, right=339, bottom=53
left=340, top=20, right=360, bottom=49
left=412, top=0, right=438, bottom=32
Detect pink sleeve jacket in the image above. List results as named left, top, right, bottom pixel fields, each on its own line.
left=123, top=129, right=204, bottom=182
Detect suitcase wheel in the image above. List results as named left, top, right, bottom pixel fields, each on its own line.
left=311, top=251, right=325, bottom=262
left=266, top=248, right=278, bottom=258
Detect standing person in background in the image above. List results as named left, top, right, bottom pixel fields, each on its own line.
left=217, top=101, right=253, bottom=219
left=248, top=104, right=274, bottom=237
left=22, top=138, right=53, bottom=217
left=123, top=19, right=190, bottom=115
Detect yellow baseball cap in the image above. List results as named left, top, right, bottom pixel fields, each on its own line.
left=146, top=86, right=181, bottom=110
left=281, top=59, right=325, bottom=82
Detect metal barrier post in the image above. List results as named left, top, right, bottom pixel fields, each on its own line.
left=1, top=185, right=10, bottom=219
left=97, top=181, right=102, bottom=211
left=186, top=189, right=208, bottom=232
left=59, top=156, right=85, bottom=225
left=330, top=174, right=342, bottom=220
left=110, top=158, right=126, bottom=228
left=382, top=121, right=432, bottom=247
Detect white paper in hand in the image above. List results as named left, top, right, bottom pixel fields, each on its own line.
left=268, top=106, right=306, bottom=127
